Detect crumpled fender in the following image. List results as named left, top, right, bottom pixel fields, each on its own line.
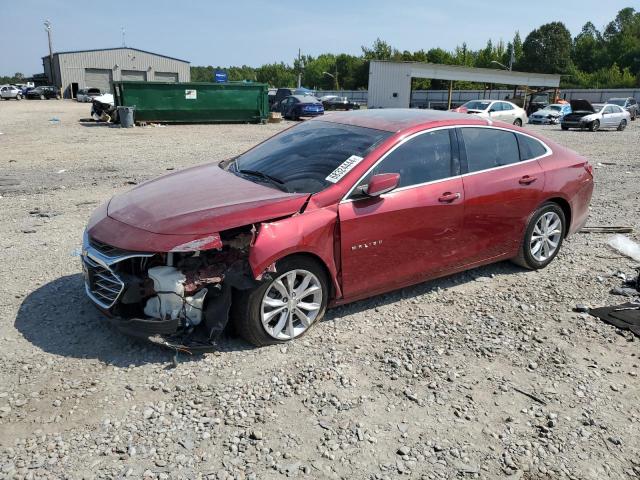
left=248, top=205, right=342, bottom=299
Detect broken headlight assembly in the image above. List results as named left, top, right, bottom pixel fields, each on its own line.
left=81, top=228, right=259, bottom=351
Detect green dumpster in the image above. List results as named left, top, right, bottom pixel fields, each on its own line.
left=112, top=81, right=269, bottom=124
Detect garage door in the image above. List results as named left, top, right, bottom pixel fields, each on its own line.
left=155, top=72, right=178, bottom=82
left=121, top=70, right=147, bottom=81
left=85, top=68, right=113, bottom=93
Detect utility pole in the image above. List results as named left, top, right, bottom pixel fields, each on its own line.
left=297, top=48, right=302, bottom=88
left=44, top=20, right=53, bottom=85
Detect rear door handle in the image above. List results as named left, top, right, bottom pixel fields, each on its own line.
left=438, top=192, right=461, bottom=203
left=519, top=175, right=537, bottom=185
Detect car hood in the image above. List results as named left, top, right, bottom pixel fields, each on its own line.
left=570, top=99, right=595, bottom=113
left=107, top=163, right=308, bottom=235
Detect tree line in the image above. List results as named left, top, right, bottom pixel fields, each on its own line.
left=191, top=7, right=640, bottom=90
left=2, top=8, right=637, bottom=90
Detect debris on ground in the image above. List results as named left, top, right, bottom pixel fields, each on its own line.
left=608, top=234, right=640, bottom=262
left=589, top=302, right=640, bottom=336
left=580, top=226, right=633, bottom=233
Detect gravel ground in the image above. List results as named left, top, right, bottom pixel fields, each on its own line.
left=1, top=100, right=639, bottom=479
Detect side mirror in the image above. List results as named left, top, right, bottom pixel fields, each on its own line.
left=364, top=173, right=400, bottom=197
left=488, top=108, right=496, bottom=113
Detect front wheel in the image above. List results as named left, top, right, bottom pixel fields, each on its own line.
left=513, top=118, right=522, bottom=127
left=512, top=203, right=566, bottom=270
left=232, top=256, right=329, bottom=346
left=589, top=120, right=600, bottom=132
left=39, top=94, right=45, bottom=100
left=15, top=94, right=22, bottom=101
left=561, top=125, right=569, bottom=130
left=617, top=119, right=627, bottom=131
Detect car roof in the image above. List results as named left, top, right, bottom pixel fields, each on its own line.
left=318, top=108, right=484, bottom=132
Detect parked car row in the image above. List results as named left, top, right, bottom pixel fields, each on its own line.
left=1, top=84, right=61, bottom=100
left=448, top=96, right=636, bottom=133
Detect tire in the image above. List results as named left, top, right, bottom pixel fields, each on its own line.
left=40, top=94, right=45, bottom=100
left=589, top=120, right=600, bottom=132
left=561, top=125, right=569, bottom=130
left=55, top=95, right=61, bottom=100
left=512, top=202, right=566, bottom=270
left=16, top=94, right=22, bottom=101
left=513, top=118, right=522, bottom=127
left=232, top=255, right=329, bottom=347
left=617, top=119, right=627, bottom=131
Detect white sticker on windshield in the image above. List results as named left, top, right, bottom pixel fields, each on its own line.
left=325, top=155, right=364, bottom=183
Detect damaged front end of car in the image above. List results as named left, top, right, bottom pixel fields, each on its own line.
left=81, top=227, right=266, bottom=352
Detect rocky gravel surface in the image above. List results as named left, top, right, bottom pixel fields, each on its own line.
left=1, top=100, right=639, bottom=479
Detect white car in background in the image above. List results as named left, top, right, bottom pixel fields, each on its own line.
left=1, top=85, right=23, bottom=100
left=452, top=100, right=527, bottom=126
left=76, top=88, right=102, bottom=103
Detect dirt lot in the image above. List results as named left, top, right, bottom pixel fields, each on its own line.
left=1, top=100, right=639, bottom=479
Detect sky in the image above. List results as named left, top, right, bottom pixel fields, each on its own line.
left=0, top=0, right=634, bottom=76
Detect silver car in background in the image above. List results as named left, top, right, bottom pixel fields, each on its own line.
left=452, top=100, right=528, bottom=126
left=561, top=99, right=630, bottom=132
left=1, top=85, right=23, bottom=100
left=76, top=88, right=102, bottom=103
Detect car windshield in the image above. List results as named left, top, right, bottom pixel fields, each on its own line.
left=545, top=105, right=562, bottom=112
left=607, top=99, right=626, bottom=106
left=592, top=103, right=605, bottom=112
left=229, top=120, right=391, bottom=194
left=463, top=100, right=491, bottom=110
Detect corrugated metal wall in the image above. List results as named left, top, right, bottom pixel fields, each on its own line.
left=49, top=48, right=190, bottom=97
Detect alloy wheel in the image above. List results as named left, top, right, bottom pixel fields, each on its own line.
left=618, top=120, right=627, bottom=131
left=529, top=212, right=562, bottom=262
left=261, top=269, right=323, bottom=340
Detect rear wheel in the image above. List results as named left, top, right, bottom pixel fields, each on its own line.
left=617, top=119, right=627, bottom=131
left=512, top=202, right=566, bottom=270
left=589, top=120, right=600, bottom=132
left=232, top=256, right=329, bottom=346
left=513, top=118, right=522, bottom=127
left=561, top=125, right=569, bottom=130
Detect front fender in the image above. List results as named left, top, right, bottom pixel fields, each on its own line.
left=248, top=206, right=342, bottom=299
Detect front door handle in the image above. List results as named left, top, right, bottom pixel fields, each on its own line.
left=519, top=175, right=537, bottom=185
left=438, top=192, right=461, bottom=203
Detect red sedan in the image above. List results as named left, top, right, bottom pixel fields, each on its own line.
left=82, top=109, right=593, bottom=348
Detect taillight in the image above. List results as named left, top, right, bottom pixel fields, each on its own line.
left=584, top=162, right=593, bottom=177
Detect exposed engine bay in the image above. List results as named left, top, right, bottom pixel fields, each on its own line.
left=81, top=227, right=265, bottom=352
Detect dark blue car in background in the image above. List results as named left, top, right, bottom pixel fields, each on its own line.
left=273, top=95, right=324, bottom=120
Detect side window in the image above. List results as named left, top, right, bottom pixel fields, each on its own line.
left=604, top=106, right=614, bottom=114
left=490, top=102, right=502, bottom=112
left=461, top=128, right=520, bottom=172
left=517, top=134, right=548, bottom=160
left=501, top=102, right=514, bottom=111
left=368, top=130, right=454, bottom=189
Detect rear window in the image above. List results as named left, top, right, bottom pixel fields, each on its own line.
left=518, top=134, right=548, bottom=160
left=461, top=128, right=520, bottom=172
left=231, top=121, right=391, bottom=194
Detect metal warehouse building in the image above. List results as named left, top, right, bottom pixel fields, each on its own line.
left=42, top=47, right=190, bottom=98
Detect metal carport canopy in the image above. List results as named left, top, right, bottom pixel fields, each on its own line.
left=368, top=60, right=561, bottom=108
